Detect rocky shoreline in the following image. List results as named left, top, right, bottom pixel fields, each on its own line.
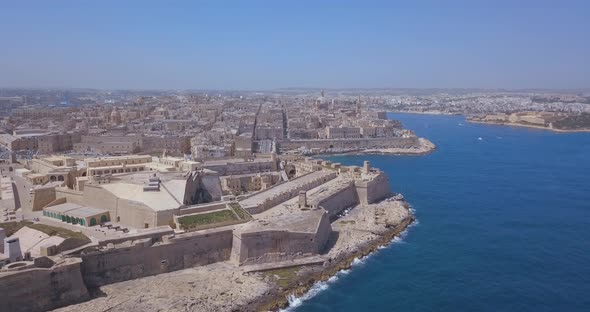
left=52, top=192, right=415, bottom=312
left=241, top=209, right=416, bottom=312
left=308, top=138, right=436, bottom=157
left=467, top=118, right=590, bottom=133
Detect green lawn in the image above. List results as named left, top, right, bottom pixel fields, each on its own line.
left=0, top=221, right=33, bottom=236
left=28, top=223, right=89, bottom=241
left=228, top=202, right=251, bottom=220
left=177, top=209, right=238, bottom=230
left=262, top=266, right=301, bottom=288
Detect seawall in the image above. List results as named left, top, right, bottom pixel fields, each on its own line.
left=241, top=214, right=416, bottom=311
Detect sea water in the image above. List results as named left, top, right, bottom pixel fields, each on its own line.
left=290, top=113, right=590, bottom=312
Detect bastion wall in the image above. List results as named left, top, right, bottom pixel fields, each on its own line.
left=80, top=229, right=233, bottom=287
left=0, top=259, right=89, bottom=312
left=31, top=186, right=56, bottom=211
left=55, top=187, right=85, bottom=205
left=202, top=160, right=274, bottom=176
left=279, top=137, right=420, bottom=151
left=241, top=171, right=337, bottom=214
left=313, top=182, right=359, bottom=219
left=355, top=172, right=391, bottom=205
left=230, top=212, right=331, bottom=265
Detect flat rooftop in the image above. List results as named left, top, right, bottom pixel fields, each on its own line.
left=110, top=171, right=187, bottom=184
left=202, top=158, right=272, bottom=166
left=236, top=209, right=326, bottom=234
left=101, top=183, right=181, bottom=211
left=45, top=202, right=109, bottom=218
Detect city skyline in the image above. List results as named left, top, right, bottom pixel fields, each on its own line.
left=1, top=0, right=589, bottom=90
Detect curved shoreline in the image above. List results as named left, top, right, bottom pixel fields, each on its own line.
left=243, top=214, right=416, bottom=312
left=303, top=138, right=436, bottom=157
left=466, top=119, right=590, bottom=133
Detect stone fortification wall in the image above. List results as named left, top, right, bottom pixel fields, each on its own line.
left=55, top=187, right=84, bottom=205
left=94, top=229, right=176, bottom=248
left=312, top=182, right=359, bottom=219
left=240, top=171, right=337, bottom=214
left=80, top=229, right=233, bottom=287
left=181, top=171, right=222, bottom=205
left=31, top=186, right=56, bottom=211
left=355, top=172, right=391, bottom=205
left=0, top=259, right=89, bottom=312
left=177, top=202, right=227, bottom=216
left=202, top=160, right=274, bottom=176
left=279, top=137, right=419, bottom=151
left=200, top=175, right=223, bottom=202
left=231, top=212, right=331, bottom=265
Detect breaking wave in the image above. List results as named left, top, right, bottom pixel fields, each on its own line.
left=280, top=218, right=417, bottom=310
left=280, top=269, right=350, bottom=311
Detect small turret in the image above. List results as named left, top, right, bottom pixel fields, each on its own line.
left=363, top=160, right=371, bottom=174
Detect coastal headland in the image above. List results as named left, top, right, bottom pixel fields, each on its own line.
left=280, top=137, right=436, bottom=156
left=465, top=111, right=590, bottom=132
left=1, top=155, right=417, bottom=312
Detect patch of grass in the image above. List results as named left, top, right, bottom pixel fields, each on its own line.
left=28, top=223, right=89, bottom=241
left=553, top=113, right=590, bottom=130
left=228, top=202, right=250, bottom=220
left=178, top=209, right=238, bottom=230
left=0, top=221, right=33, bottom=236
left=0, top=221, right=91, bottom=252
left=263, top=266, right=301, bottom=288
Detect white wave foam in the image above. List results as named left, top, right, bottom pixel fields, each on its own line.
left=280, top=269, right=351, bottom=311
left=351, top=257, right=365, bottom=266
left=391, top=236, right=405, bottom=244
left=280, top=219, right=418, bottom=310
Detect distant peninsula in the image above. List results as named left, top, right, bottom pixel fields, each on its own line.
left=466, top=112, right=590, bottom=132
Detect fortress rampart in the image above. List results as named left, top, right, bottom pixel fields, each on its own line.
left=0, top=258, right=88, bottom=312
left=279, top=137, right=420, bottom=151
left=310, top=181, right=359, bottom=219
left=240, top=171, right=337, bottom=214
left=355, top=172, right=391, bottom=205
left=80, top=228, right=233, bottom=287
left=230, top=210, right=332, bottom=265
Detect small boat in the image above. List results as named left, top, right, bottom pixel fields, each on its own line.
left=477, top=137, right=483, bottom=141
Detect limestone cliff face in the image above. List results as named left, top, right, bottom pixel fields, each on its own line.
left=0, top=259, right=89, bottom=312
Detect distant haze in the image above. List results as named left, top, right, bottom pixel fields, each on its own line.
left=1, top=0, right=589, bottom=90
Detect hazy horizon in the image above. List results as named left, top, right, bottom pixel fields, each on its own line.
left=1, top=0, right=589, bottom=90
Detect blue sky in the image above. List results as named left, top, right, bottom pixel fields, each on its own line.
left=0, top=0, right=588, bottom=90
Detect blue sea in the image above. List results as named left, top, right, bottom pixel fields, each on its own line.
left=289, top=113, right=590, bottom=312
